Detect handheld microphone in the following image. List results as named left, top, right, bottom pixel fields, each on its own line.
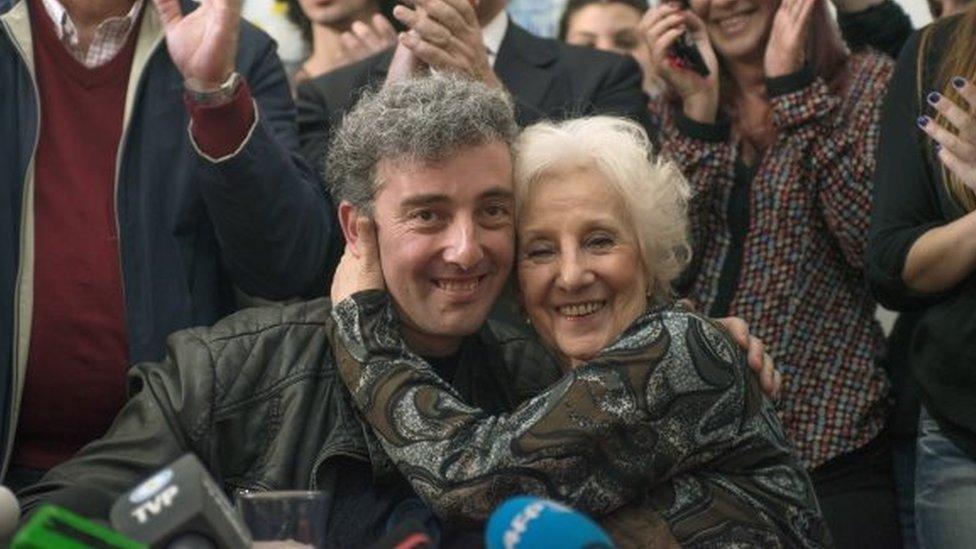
left=484, top=497, right=614, bottom=549
left=109, top=454, right=251, bottom=549
left=0, top=485, right=21, bottom=539
left=11, top=505, right=145, bottom=549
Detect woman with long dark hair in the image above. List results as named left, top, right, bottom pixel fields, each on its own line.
left=868, top=5, right=976, bottom=547
left=640, top=0, right=898, bottom=544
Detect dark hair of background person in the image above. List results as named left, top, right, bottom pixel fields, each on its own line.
left=282, top=0, right=401, bottom=48
left=926, top=0, right=974, bottom=18
left=933, top=4, right=976, bottom=208
left=557, top=0, right=650, bottom=41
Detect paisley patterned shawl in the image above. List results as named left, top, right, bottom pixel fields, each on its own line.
left=330, top=290, right=830, bottom=547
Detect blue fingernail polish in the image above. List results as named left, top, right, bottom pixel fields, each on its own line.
left=917, top=115, right=930, bottom=128
left=953, top=76, right=966, bottom=89
left=934, top=142, right=942, bottom=152
left=927, top=92, right=941, bottom=105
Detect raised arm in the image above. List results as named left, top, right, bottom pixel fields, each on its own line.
left=155, top=0, right=336, bottom=300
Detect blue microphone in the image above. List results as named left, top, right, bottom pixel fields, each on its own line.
left=484, top=497, right=614, bottom=549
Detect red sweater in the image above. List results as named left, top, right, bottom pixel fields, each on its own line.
left=11, top=0, right=138, bottom=470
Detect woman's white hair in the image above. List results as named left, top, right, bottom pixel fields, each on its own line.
left=513, top=116, right=692, bottom=302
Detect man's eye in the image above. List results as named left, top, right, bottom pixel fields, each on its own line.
left=616, top=34, right=638, bottom=50
left=482, top=204, right=511, bottom=220
left=410, top=210, right=439, bottom=223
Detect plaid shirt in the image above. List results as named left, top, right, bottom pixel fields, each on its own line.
left=652, top=52, right=894, bottom=469
left=39, top=0, right=143, bottom=68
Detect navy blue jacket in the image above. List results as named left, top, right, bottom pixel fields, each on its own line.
left=0, top=0, right=337, bottom=472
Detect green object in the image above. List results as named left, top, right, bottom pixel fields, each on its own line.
left=11, top=505, right=147, bottom=549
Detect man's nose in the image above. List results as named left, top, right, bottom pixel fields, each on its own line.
left=556, top=250, right=594, bottom=290
left=443, top=218, right=484, bottom=270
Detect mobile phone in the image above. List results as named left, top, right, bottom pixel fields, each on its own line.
left=666, top=1, right=710, bottom=77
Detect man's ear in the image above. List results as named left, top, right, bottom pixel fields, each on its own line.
left=338, top=201, right=368, bottom=258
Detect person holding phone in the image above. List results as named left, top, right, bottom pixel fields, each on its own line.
left=640, top=0, right=899, bottom=545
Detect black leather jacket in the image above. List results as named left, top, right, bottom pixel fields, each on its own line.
left=18, top=299, right=559, bottom=526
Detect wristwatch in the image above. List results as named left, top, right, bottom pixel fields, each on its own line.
left=185, top=72, right=243, bottom=106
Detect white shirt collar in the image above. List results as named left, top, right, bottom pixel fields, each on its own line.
left=481, top=10, right=508, bottom=68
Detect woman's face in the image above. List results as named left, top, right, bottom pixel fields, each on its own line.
left=564, top=3, right=655, bottom=89
left=517, top=169, right=649, bottom=370
left=688, top=0, right=778, bottom=64
left=565, top=3, right=644, bottom=55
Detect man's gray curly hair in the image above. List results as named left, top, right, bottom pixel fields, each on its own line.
left=326, top=73, right=519, bottom=213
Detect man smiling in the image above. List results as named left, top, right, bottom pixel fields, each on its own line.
left=18, top=74, right=777, bottom=545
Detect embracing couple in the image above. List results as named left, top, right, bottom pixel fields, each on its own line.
left=20, top=73, right=827, bottom=547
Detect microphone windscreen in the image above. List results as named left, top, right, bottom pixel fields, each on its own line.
left=484, top=497, right=614, bottom=549
left=0, top=486, right=20, bottom=538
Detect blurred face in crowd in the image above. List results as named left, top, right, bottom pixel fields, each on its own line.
left=517, top=169, right=648, bottom=370
left=689, top=0, right=778, bottom=64
left=370, top=142, right=516, bottom=355
left=298, top=0, right=377, bottom=27
left=564, top=3, right=654, bottom=89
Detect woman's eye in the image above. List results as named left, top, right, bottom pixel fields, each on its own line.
left=586, top=235, right=615, bottom=249
left=616, top=34, right=638, bottom=51
left=525, top=246, right=555, bottom=260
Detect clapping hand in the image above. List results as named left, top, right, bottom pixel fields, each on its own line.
left=152, top=0, right=240, bottom=92
left=390, top=0, right=502, bottom=89
left=920, top=77, right=976, bottom=191
left=764, top=0, right=817, bottom=78
left=640, top=2, right=720, bottom=123
left=338, top=14, right=398, bottom=69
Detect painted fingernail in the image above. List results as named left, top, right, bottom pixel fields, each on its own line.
left=917, top=115, right=930, bottom=128
left=934, top=142, right=942, bottom=152
left=953, top=76, right=966, bottom=89
left=927, top=92, right=941, bottom=105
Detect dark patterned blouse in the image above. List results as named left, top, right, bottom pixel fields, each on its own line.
left=652, top=53, right=894, bottom=468
left=330, top=290, right=830, bottom=547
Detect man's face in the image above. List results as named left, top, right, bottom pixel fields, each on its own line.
left=298, top=0, right=375, bottom=28
left=371, top=141, right=515, bottom=355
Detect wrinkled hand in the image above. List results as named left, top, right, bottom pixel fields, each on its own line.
left=640, top=3, right=719, bottom=123
left=331, top=217, right=385, bottom=305
left=764, top=0, right=816, bottom=78
left=392, top=0, right=502, bottom=88
left=339, top=14, right=398, bottom=68
left=714, top=316, right=783, bottom=400
left=921, top=78, right=976, bottom=191
left=152, top=0, right=239, bottom=92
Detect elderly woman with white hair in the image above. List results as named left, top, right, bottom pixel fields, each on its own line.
left=329, top=116, right=827, bottom=546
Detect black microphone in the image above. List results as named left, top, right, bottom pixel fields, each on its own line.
left=109, top=454, right=251, bottom=549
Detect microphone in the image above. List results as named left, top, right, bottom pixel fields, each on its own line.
left=0, top=485, right=21, bottom=539
left=484, top=497, right=614, bottom=549
left=109, top=454, right=251, bottom=549
left=368, top=519, right=434, bottom=549
left=11, top=505, right=144, bottom=548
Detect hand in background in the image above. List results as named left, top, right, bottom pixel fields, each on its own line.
left=921, top=77, right=976, bottom=191
left=392, top=0, right=502, bottom=89
left=153, top=0, right=240, bottom=92
left=714, top=316, right=783, bottom=400
left=641, top=3, right=719, bottom=123
left=339, top=14, right=398, bottom=69
left=764, top=0, right=816, bottom=78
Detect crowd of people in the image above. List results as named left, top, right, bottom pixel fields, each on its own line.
left=1, top=0, right=975, bottom=546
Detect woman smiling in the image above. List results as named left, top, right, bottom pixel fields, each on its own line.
left=329, top=116, right=827, bottom=546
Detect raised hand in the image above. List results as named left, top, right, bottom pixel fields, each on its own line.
left=640, top=3, right=719, bottom=123
left=152, top=0, right=240, bottom=92
left=764, top=0, right=816, bottom=78
left=392, top=0, right=502, bottom=89
left=339, top=14, right=398, bottom=69
left=920, top=77, right=976, bottom=191
left=331, top=217, right=385, bottom=305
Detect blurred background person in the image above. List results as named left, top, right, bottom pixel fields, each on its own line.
left=868, top=4, right=976, bottom=548
left=283, top=0, right=398, bottom=87
left=558, top=0, right=663, bottom=96
left=641, top=0, right=900, bottom=546
left=926, top=0, right=972, bottom=16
